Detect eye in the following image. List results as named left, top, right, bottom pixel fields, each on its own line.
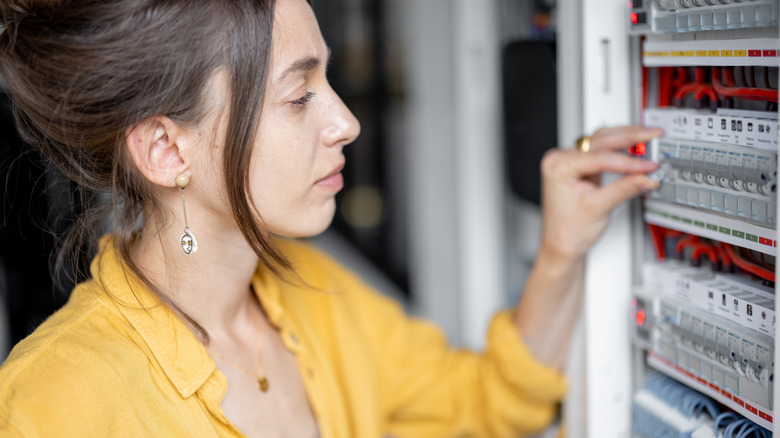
left=291, top=91, right=316, bottom=106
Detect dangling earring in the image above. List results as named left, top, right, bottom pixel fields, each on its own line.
left=176, top=174, right=198, bottom=254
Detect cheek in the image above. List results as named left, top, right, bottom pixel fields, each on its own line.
left=247, top=127, right=335, bottom=236
left=250, top=145, right=311, bottom=208
left=251, top=110, right=317, bottom=191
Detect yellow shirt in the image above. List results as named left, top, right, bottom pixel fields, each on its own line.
left=0, top=236, right=566, bottom=437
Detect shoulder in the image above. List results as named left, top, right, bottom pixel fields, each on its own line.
left=2, top=282, right=104, bottom=376
left=0, top=283, right=144, bottom=433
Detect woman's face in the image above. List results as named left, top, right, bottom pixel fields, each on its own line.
left=215, top=0, right=360, bottom=238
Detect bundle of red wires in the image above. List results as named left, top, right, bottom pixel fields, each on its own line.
left=647, top=224, right=774, bottom=282
left=657, top=66, right=778, bottom=107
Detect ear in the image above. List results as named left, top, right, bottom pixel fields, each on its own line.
left=125, top=116, right=190, bottom=187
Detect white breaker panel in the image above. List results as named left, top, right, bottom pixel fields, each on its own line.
left=627, top=0, right=780, bottom=435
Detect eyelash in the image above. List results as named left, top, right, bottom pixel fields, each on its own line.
left=291, top=91, right=316, bottom=106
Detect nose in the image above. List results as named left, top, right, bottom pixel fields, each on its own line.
left=322, top=87, right=361, bottom=148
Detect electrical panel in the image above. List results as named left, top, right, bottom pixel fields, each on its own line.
left=626, top=0, right=780, bottom=435
left=628, top=0, right=778, bottom=33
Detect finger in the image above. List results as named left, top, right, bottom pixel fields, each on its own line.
left=589, top=126, right=663, bottom=152
left=589, top=173, right=659, bottom=213
left=556, top=150, right=659, bottom=179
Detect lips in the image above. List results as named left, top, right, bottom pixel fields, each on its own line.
left=315, top=161, right=345, bottom=191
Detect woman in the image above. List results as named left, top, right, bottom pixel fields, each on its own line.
left=0, top=0, right=661, bottom=436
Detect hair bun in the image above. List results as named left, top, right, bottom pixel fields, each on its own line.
left=0, top=2, right=31, bottom=23
left=1, top=0, right=60, bottom=25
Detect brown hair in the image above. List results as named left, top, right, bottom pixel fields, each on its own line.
left=0, top=0, right=292, bottom=340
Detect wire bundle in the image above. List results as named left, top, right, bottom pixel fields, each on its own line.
left=656, top=66, right=778, bottom=111
left=634, top=372, right=720, bottom=438
left=647, top=224, right=775, bottom=284
left=712, top=412, right=770, bottom=438
left=646, top=372, right=721, bottom=420
left=633, top=372, right=770, bottom=438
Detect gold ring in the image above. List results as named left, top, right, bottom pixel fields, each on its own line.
left=575, top=136, right=591, bottom=152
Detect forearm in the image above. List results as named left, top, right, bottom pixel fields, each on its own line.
left=512, top=247, right=585, bottom=371
left=511, top=127, right=660, bottom=372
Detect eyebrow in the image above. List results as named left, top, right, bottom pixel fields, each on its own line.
left=275, top=56, right=321, bottom=84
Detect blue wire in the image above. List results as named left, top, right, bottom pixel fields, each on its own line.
left=736, top=423, right=756, bottom=438
left=692, top=397, right=720, bottom=419
left=642, top=373, right=769, bottom=438
left=714, top=412, right=738, bottom=435
left=646, top=372, right=721, bottom=420
left=724, top=418, right=748, bottom=437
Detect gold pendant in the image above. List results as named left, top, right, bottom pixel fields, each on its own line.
left=258, top=377, right=269, bottom=392
left=180, top=228, right=198, bottom=254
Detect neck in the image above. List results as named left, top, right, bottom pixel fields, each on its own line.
left=130, top=209, right=261, bottom=340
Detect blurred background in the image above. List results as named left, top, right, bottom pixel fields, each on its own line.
left=312, top=0, right=559, bottom=348
left=0, top=0, right=561, bottom=357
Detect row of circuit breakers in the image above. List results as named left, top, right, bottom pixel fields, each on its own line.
left=646, top=109, right=779, bottom=226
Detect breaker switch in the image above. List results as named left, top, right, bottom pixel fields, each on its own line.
left=631, top=12, right=647, bottom=25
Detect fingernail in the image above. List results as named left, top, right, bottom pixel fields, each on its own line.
left=648, top=168, right=664, bottom=182
left=642, top=179, right=661, bottom=192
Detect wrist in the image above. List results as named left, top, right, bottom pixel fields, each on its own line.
left=536, top=241, right=585, bottom=272
left=516, top=246, right=585, bottom=323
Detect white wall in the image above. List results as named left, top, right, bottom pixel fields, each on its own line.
left=403, top=0, right=506, bottom=348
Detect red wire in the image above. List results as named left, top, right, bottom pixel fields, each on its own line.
left=712, top=67, right=779, bottom=103
left=663, top=228, right=683, bottom=239
left=712, top=244, right=733, bottom=271
left=694, top=67, right=705, bottom=84
left=647, top=224, right=667, bottom=260
left=691, top=242, right=718, bottom=265
left=673, top=67, right=688, bottom=88
left=693, top=85, right=718, bottom=101
left=723, top=67, right=737, bottom=87
left=722, top=243, right=775, bottom=282
left=673, top=83, right=701, bottom=102
left=658, top=67, right=673, bottom=107
left=673, top=67, right=710, bottom=104
left=675, top=235, right=701, bottom=257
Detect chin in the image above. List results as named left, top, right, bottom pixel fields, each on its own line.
left=294, top=220, right=333, bottom=238
left=272, top=203, right=336, bottom=238
left=277, top=223, right=333, bottom=239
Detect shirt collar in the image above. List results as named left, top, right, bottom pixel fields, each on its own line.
left=90, top=235, right=295, bottom=399
left=90, top=235, right=217, bottom=399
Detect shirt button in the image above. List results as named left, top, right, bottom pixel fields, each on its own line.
left=289, top=333, right=299, bottom=343
left=307, top=368, right=314, bottom=378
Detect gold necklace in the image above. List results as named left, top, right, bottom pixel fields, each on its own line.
left=208, top=308, right=269, bottom=392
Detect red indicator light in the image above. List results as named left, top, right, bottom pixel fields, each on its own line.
left=635, top=142, right=646, bottom=156
left=628, top=1, right=633, bottom=8
left=637, top=309, right=645, bottom=326
left=630, top=12, right=638, bottom=24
